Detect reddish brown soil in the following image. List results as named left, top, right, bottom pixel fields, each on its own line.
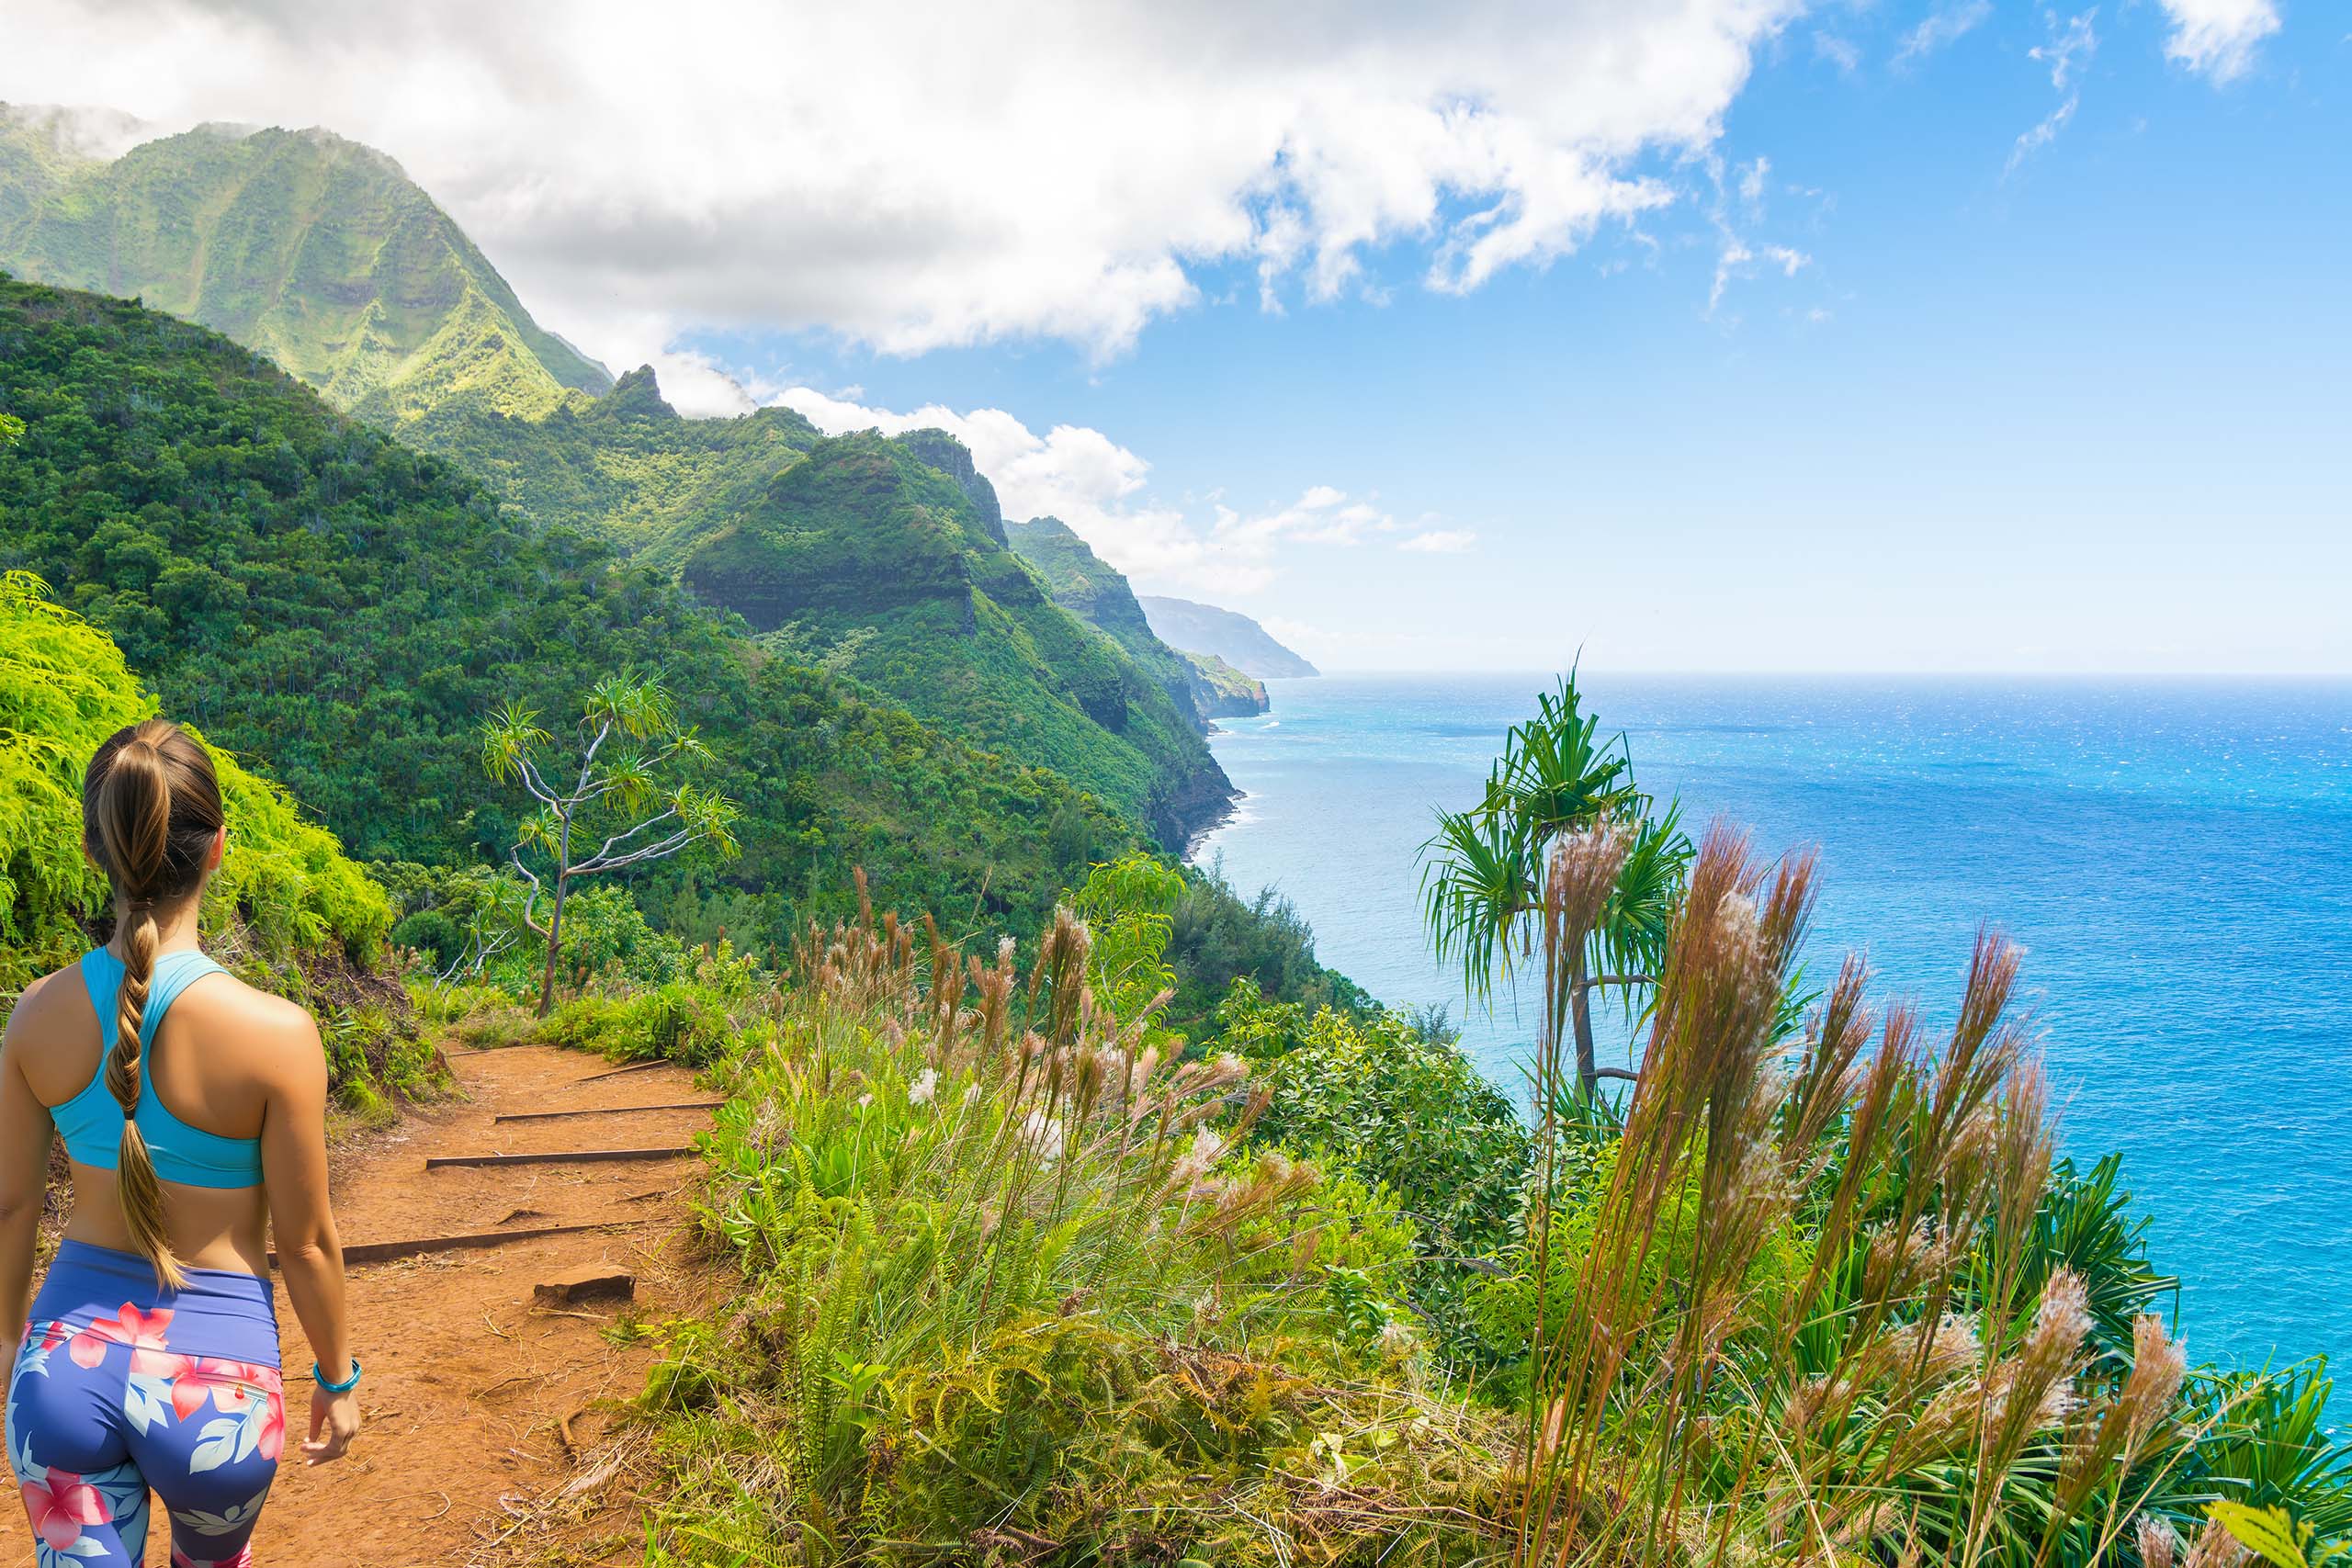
left=10, top=1044, right=721, bottom=1568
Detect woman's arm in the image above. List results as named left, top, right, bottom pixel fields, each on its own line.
left=257, top=1003, right=361, bottom=1464
left=0, top=989, right=57, bottom=1347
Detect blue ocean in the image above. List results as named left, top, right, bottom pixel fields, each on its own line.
left=1193, top=674, right=2352, bottom=1375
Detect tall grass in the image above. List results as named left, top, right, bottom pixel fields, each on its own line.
left=639, top=877, right=1512, bottom=1563
left=1505, top=821, right=2344, bottom=1568
left=595, top=840, right=2351, bottom=1567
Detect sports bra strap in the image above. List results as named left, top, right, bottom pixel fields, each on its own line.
left=59, top=947, right=262, bottom=1189
left=139, top=950, right=228, bottom=1046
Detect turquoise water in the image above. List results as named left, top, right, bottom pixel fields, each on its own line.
left=1193, top=673, right=2352, bottom=1373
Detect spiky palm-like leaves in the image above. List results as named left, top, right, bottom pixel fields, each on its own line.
left=1420, top=673, right=1692, bottom=1091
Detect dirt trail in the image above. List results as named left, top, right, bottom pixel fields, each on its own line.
left=12, top=1044, right=719, bottom=1568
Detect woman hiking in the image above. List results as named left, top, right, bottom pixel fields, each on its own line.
left=2, top=719, right=361, bottom=1566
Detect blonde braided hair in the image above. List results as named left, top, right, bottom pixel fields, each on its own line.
left=83, top=718, right=224, bottom=1289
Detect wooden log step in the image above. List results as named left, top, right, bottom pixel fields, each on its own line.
left=494, top=1101, right=720, bottom=1124
left=424, top=1146, right=697, bottom=1169
left=269, top=1221, right=631, bottom=1269
left=536, top=1264, right=636, bottom=1306
left=572, top=1059, right=673, bottom=1085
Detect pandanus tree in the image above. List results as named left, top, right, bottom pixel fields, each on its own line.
left=481, top=673, right=741, bottom=1015
left=1419, top=674, right=1692, bottom=1094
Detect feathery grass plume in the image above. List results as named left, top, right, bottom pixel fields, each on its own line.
left=1782, top=952, right=1874, bottom=1162
left=670, top=876, right=1511, bottom=1561
left=2186, top=1516, right=2254, bottom=1568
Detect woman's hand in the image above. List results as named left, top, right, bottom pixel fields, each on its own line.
left=303, top=1385, right=361, bottom=1466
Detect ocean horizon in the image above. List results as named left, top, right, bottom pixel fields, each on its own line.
left=1193, top=671, right=2352, bottom=1377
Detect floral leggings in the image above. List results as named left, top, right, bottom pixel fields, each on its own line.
left=8, top=1241, right=283, bottom=1568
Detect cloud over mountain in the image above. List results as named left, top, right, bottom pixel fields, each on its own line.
left=3, top=0, right=1806, bottom=364
left=778, top=387, right=1396, bottom=598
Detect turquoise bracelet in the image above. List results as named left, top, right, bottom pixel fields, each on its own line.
left=311, top=1358, right=362, bottom=1393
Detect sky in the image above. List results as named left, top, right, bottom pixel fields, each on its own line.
left=6, top=0, right=2346, bottom=673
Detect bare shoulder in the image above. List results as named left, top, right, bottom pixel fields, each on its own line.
left=3, top=960, right=94, bottom=1049
left=174, top=968, right=323, bottom=1075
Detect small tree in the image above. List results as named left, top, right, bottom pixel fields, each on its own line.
left=481, top=674, right=741, bottom=1016
left=1420, top=673, right=1692, bottom=1094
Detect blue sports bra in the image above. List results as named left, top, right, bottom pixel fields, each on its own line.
left=54, top=948, right=265, bottom=1189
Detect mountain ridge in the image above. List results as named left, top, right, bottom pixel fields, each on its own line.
left=0, top=107, right=612, bottom=423
left=1137, top=595, right=1319, bottom=679
left=684, top=433, right=1233, bottom=848
left=0, top=276, right=1133, bottom=942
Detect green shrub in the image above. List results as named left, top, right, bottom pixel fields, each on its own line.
left=638, top=899, right=1510, bottom=1563
left=1223, top=976, right=1533, bottom=1367
left=390, top=907, right=461, bottom=967
left=0, top=570, right=428, bottom=1101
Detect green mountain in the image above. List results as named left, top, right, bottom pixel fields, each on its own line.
left=0, top=276, right=1133, bottom=945
left=1137, top=594, right=1319, bottom=679
left=400, top=365, right=826, bottom=573
left=0, top=112, right=1237, bottom=845
left=684, top=434, right=1231, bottom=847
left=1001, top=513, right=1258, bottom=720
left=0, top=107, right=612, bottom=424
left=1181, top=649, right=1270, bottom=716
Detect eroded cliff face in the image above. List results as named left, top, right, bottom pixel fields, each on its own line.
left=895, top=426, right=1008, bottom=546
left=682, top=431, right=1233, bottom=850
left=1002, top=514, right=1265, bottom=731
left=1182, top=650, right=1272, bottom=716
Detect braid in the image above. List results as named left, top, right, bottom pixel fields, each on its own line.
left=108, top=901, right=185, bottom=1290
left=84, top=719, right=220, bottom=1292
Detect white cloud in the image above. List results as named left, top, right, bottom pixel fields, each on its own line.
left=1894, top=1, right=1994, bottom=66
left=0, top=0, right=1806, bottom=368
left=776, top=387, right=1380, bottom=598
left=1398, top=529, right=1477, bottom=553
left=2158, top=0, right=2280, bottom=82
left=2008, top=10, right=2098, bottom=175
left=1813, top=32, right=1861, bottom=73
left=1705, top=153, right=1810, bottom=314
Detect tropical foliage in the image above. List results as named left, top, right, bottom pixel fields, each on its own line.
left=1422, top=673, right=1693, bottom=1091
left=636, top=896, right=1506, bottom=1563
left=0, top=570, right=423, bottom=1104
left=0, top=277, right=1138, bottom=955
left=480, top=672, right=741, bottom=1013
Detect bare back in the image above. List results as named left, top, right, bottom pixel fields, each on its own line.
left=3, top=945, right=330, bottom=1278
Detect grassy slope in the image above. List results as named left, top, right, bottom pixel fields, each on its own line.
left=684, top=434, right=1231, bottom=848
left=0, top=112, right=611, bottom=423
left=1182, top=648, right=1270, bottom=715
left=399, top=367, right=826, bottom=574
left=0, top=278, right=1134, bottom=947
left=1001, top=512, right=1225, bottom=720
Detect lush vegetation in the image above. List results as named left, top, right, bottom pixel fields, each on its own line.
left=0, top=277, right=1142, bottom=953
left=1003, top=513, right=1246, bottom=721
left=533, top=679, right=2352, bottom=1568
left=1423, top=674, right=1692, bottom=1093
left=481, top=671, right=742, bottom=1013
left=627, top=898, right=1507, bottom=1562
left=5, top=157, right=2338, bottom=1566
left=398, top=368, right=824, bottom=573
left=0, top=570, right=428, bottom=1107
left=0, top=113, right=611, bottom=424
left=568, top=859, right=2352, bottom=1568
left=685, top=433, right=1230, bottom=846
left=0, top=117, right=1245, bottom=852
